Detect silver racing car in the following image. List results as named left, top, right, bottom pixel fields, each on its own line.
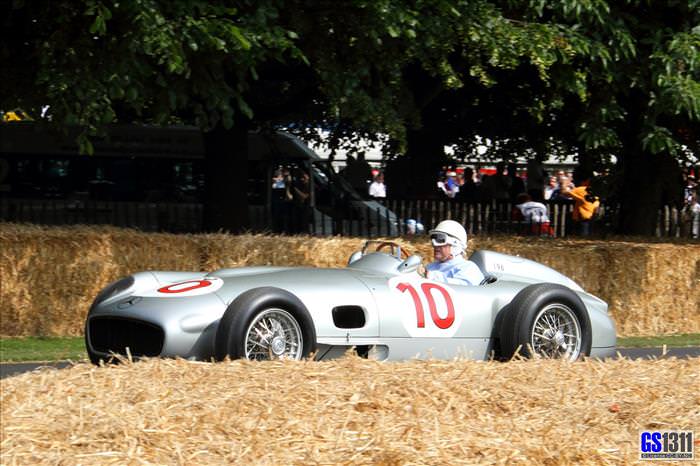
left=85, top=241, right=616, bottom=363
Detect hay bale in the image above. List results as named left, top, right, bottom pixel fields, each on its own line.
left=0, top=224, right=201, bottom=336
left=1, top=223, right=698, bottom=337
left=1, top=357, right=698, bottom=464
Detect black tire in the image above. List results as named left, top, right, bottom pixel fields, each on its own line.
left=499, top=283, right=592, bottom=360
left=489, top=303, right=511, bottom=360
left=214, top=287, right=317, bottom=361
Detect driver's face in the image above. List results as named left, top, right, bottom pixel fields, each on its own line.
left=433, top=244, right=452, bottom=263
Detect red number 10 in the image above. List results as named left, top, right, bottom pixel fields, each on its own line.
left=396, top=282, right=455, bottom=329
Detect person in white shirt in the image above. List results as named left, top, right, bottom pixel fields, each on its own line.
left=515, top=193, right=550, bottom=223
left=425, top=220, right=484, bottom=286
left=368, top=172, right=387, bottom=198
left=544, top=176, right=558, bottom=200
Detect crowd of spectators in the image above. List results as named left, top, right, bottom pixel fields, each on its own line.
left=269, top=156, right=699, bottom=239
left=271, top=167, right=312, bottom=233
left=435, top=162, right=581, bottom=204
left=434, top=162, right=700, bottom=238
left=435, top=161, right=600, bottom=236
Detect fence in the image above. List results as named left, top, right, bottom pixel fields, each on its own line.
left=0, top=198, right=203, bottom=233
left=0, top=197, right=696, bottom=238
left=381, top=199, right=577, bottom=237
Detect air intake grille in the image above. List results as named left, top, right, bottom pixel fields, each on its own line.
left=88, top=317, right=164, bottom=358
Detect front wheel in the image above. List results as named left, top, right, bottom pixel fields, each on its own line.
left=214, top=287, right=316, bottom=361
left=244, top=308, right=304, bottom=360
left=499, top=283, right=592, bottom=360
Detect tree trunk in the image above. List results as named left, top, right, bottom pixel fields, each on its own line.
left=616, top=146, right=682, bottom=236
left=385, top=128, right=448, bottom=199
left=202, top=123, right=250, bottom=233
left=613, top=89, right=683, bottom=236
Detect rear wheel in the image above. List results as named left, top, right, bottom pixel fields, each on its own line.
left=215, top=287, right=316, bottom=361
left=499, top=283, right=591, bottom=360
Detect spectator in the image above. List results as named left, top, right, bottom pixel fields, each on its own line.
left=368, top=172, right=387, bottom=198
left=550, top=173, right=574, bottom=201
left=526, top=156, right=548, bottom=201
left=271, top=168, right=286, bottom=190
left=544, top=176, right=558, bottom=200
left=481, top=162, right=511, bottom=202
left=564, top=176, right=600, bottom=236
left=404, top=219, right=425, bottom=235
left=681, top=180, right=700, bottom=238
left=507, top=162, right=526, bottom=202
left=456, top=167, right=480, bottom=202
left=290, top=169, right=311, bottom=233
left=343, top=153, right=373, bottom=196
left=513, top=193, right=553, bottom=236
left=437, top=175, right=448, bottom=197
left=684, top=174, right=697, bottom=205
left=271, top=167, right=292, bottom=232
left=688, top=191, right=700, bottom=238
left=444, top=171, right=459, bottom=198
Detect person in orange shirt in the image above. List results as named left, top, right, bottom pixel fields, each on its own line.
left=564, top=178, right=600, bottom=236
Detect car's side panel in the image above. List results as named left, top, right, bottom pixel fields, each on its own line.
left=215, top=268, right=381, bottom=339
left=369, top=276, right=496, bottom=338
left=382, top=337, right=492, bottom=360
left=469, top=250, right=583, bottom=291
left=314, top=337, right=492, bottom=361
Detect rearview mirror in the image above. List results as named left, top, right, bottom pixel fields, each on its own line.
left=397, top=255, right=422, bottom=274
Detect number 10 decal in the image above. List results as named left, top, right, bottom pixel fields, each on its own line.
left=396, top=282, right=455, bottom=329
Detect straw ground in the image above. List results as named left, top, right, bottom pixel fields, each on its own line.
left=1, top=356, right=698, bottom=464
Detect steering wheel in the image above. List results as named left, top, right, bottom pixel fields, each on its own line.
left=375, top=241, right=411, bottom=260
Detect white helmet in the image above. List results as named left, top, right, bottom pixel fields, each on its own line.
left=429, top=220, right=467, bottom=256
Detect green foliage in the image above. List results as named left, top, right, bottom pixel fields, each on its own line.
left=0, top=0, right=607, bottom=152
left=536, top=0, right=700, bottom=157
left=1, top=0, right=697, bottom=165
left=2, top=0, right=305, bottom=147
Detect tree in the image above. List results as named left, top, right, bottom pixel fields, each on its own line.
left=555, top=0, right=700, bottom=234
left=291, top=1, right=598, bottom=198
left=4, top=1, right=695, bottom=235
left=2, top=1, right=303, bottom=230
left=431, top=0, right=700, bottom=234
left=3, top=0, right=553, bottom=230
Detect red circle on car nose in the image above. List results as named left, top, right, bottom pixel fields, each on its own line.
left=158, top=280, right=211, bottom=294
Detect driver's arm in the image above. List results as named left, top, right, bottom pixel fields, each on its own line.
left=427, top=264, right=483, bottom=286
left=427, top=270, right=477, bottom=286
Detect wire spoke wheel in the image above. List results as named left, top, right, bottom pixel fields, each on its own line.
left=530, top=303, right=582, bottom=360
left=244, top=308, right=303, bottom=361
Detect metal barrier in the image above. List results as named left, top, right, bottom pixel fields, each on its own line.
left=0, top=197, right=695, bottom=238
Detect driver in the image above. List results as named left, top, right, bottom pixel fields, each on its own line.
left=425, top=220, right=484, bottom=286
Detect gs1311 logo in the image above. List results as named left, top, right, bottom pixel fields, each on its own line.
left=640, top=430, right=694, bottom=461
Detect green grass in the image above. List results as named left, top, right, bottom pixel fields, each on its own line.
left=0, top=337, right=87, bottom=362
left=616, top=333, right=700, bottom=348
left=0, top=334, right=699, bottom=362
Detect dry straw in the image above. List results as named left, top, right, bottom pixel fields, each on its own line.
left=1, top=356, right=698, bottom=465
left=1, top=223, right=699, bottom=337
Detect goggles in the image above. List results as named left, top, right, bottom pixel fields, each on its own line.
left=430, top=232, right=452, bottom=247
